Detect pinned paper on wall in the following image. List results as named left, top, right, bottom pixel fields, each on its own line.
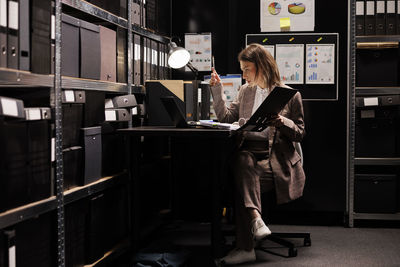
left=260, top=0, right=315, bottom=32
left=275, top=44, right=304, bottom=84
left=184, top=33, right=212, bottom=72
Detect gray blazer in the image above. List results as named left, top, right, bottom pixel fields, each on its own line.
left=211, top=83, right=306, bottom=204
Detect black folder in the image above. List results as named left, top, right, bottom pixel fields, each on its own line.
left=239, top=87, right=298, bottom=132
left=375, top=0, right=386, bottom=35
left=0, top=0, right=6, bottom=68
left=80, top=20, right=100, bottom=80
left=365, top=0, right=376, bottom=35
left=19, top=0, right=29, bottom=70
left=356, top=0, right=365, bottom=35
left=31, top=0, right=51, bottom=74
left=386, top=0, right=397, bottom=34
left=133, top=34, right=141, bottom=85
left=151, top=40, right=158, bottom=79
left=7, top=0, right=18, bottom=69
left=116, top=27, right=126, bottom=83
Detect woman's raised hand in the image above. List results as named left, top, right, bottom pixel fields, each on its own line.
left=209, top=67, right=221, bottom=86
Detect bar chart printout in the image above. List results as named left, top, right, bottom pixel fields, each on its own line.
left=306, top=44, right=335, bottom=84
left=276, top=44, right=304, bottom=84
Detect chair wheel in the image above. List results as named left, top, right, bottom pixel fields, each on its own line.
left=304, top=237, right=311, bottom=246
left=288, top=248, right=297, bottom=257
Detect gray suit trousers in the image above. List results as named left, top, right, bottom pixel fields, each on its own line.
left=232, top=150, right=274, bottom=251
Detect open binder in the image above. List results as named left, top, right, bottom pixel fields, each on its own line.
left=239, top=86, right=298, bottom=132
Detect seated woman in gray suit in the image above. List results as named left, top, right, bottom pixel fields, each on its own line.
left=209, top=43, right=306, bottom=265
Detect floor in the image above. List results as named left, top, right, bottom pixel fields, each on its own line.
left=129, top=221, right=400, bottom=267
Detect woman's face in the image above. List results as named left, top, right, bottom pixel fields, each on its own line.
left=240, top=60, right=258, bottom=87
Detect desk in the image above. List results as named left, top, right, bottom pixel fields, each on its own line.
left=118, top=126, right=233, bottom=258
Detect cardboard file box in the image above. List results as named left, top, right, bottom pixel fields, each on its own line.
left=61, top=14, right=80, bottom=77
left=145, top=80, right=186, bottom=126
left=63, top=146, right=83, bottom=190
left=15, top=213, right=55, bottom=267
left=105, top=108, right=131, bottom=122
left=355, top=174, right=397, bottom=213
left=99, top=26, right=116, bottom=82
left=111, top=94, right=137, bottom=108
left=62, top=90, right=85, bottom=148
left=83, top=91, right=105, bottom=127
left=81, top=126, right=102, bottom=185
left=0, top=117, right=51, bottom=212
left=80, top=20, right=101, bottom=80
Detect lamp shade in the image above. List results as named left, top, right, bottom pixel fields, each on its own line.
left=167, top=42, right=190, bottom=69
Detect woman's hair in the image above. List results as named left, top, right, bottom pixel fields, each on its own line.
left=238, top=43, right=281, bottom=89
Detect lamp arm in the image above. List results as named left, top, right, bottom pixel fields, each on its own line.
left=186, top=61, right=199, bottom=80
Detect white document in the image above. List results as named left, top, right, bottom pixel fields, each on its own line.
left=263, top=45, right=275, bottom=58
left=260, top=0, right=315, bottom=32
left=275, top=44, right=304, bottom=84
left=305, top=44, right=335, bottom=84
left=185, top=33, right=212, bottom=71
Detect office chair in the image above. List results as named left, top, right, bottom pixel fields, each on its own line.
left=256, top=142, right=311, bottom=258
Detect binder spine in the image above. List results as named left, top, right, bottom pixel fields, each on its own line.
left=18, top=0, right=28, bottom=70
left=356, top=0, right=366, bottom=36
left=386, top=0, right=397, bottom=34
left=7, top=0, right=18, bottom=69
left=365, top=0, right=376, bottom=35
left=375, top=0, right=386, bottom=35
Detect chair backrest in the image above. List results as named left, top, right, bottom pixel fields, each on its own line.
left=294, top=142, right=303, bottom=167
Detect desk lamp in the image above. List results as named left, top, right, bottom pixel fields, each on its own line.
left=167, top=41, right=198, bottom=79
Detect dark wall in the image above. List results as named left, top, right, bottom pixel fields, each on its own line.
left=171, top=0, right=348, bottom=214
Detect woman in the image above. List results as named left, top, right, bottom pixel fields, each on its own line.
left=210, top=43, right=306, bottom=265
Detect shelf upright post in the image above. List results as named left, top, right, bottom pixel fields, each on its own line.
left=54, top=0, right=66, bottom=265
left=347, top=0, right=356, bottom=228
left=128, top=0, right=133, bottom=127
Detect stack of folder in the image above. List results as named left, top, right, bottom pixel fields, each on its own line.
left=356, top=0, right=398, bottom=36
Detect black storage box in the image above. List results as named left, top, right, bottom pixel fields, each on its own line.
left=0, top=118, right=51, bottom=212
left=355, top=174, right=397, bottom=213
left=80, top=20, right=101, bottom=80
left=61, top=14, right=80, bottom=78
left=15, top=212, right=56, bottom=267
left=99, top=26, right=116, bottom=82
left=63, top=146, right=83, bottom=190
left=101, top=122, right=126, bottom=176
left=62, top=90, right=85, bottom=148
left=65, top=199, right=87, bottom=267
left=81, top=126, right=102, bottom=185
left=355, top=105, right=399, bottom=157
left=86, top=193, right=106, bottom=264
left=83, top=91, right=105, bottom=128
left=356, top=47, right=399, bottom=87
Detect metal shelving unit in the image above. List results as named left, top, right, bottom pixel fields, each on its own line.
left=347, top=0, right=400, bottom=227
left=0, top=0, right=171, bottom=265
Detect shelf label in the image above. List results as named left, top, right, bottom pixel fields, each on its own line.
left=105, top=110, right=116, bottom=121
left=364, top=97, right=378, bottom=106
left=1, top=98, right=18, bottom=117
left=64, top=90, right=75, bottom=102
